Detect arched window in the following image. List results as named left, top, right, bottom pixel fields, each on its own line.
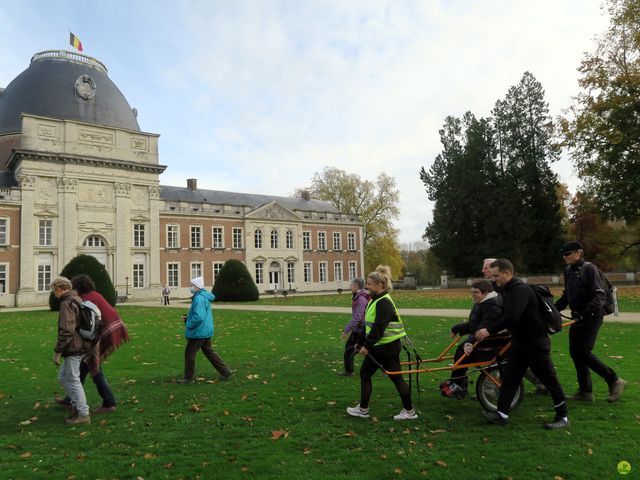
left=254, top=229, right=263, bottom=249
left=83, top=235, right=106, bottom=247
left=286, top=230, right=294, bottom=249
left=271, top=229, right=279, bottom=249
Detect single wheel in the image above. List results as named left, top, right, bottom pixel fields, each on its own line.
left=476, top=367, right=524, bottom=412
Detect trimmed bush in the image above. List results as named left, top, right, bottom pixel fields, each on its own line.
left=49, top=254, right=117, bottom=311
left=212, top=259, right=259, bottom=301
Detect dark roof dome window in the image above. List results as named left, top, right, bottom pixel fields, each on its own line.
left=0, top=50, right=140, bottom=134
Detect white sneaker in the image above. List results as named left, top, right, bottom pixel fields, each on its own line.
left=346, top=405, right=370, bottom=418
left=393, top=408, right=418, bottom=421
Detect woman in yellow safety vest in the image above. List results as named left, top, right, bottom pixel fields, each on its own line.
left=346, top=265, right=417, bottom=421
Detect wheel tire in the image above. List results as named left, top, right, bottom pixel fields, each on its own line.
left=476, top=367, right=524, bottom=412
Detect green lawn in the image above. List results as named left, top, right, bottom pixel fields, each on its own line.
left=1, top=306, right=637, bottom=479
left=247, top=286, right=640, bottom=312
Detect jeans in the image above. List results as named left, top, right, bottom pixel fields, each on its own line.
left=58, top=355, right=89, bottom=416
left=184, top=338, right=230, bottom=379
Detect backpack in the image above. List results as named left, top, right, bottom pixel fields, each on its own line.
left=73, top=299, right=102, bottom=341
left=530, top=285, right=563, bottom=335
left=582, top=262, right=616, bottom=316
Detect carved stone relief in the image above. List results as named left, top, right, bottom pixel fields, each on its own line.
left=114, top=183, right=131, bottom=197
left=37, top=178, right=56, bottom=203
left=56, top=177, right=78, bottom=192
left=18, top=175, right=37, bottom=190
left=79, top=129, right=114, bottom=146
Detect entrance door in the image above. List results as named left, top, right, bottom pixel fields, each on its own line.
left=269, top=261, right=280, bottom=290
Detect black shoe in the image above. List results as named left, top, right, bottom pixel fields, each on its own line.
left=337, top=371, right=354, bottom=376
left=176, top=378, right=195, bottom=384
left=482, top=411, right=508, bottom=426
left=544, top=417, right=570, bottom=430
left=220, top=370, right=234, bottom=381
left=570, top=391, right=594, bottom=402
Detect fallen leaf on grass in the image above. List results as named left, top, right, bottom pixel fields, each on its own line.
left=587, top=448, right=593, bottom=455
left=163, top=463, right=173, bottom=469
left=380, top=454, right=387, bottom=460
left=78, top=431, right=87, bottom=438
left=143, top=453, right=156, bottom=459
left=223, top=409, right=230, bottom=416
left=303, top=448, right=312, bottom=454
left=394, top=468, right=402, bottom=474
left=33, top=401, right=41, bottom=410
left=482, top=437, right=490, bottom=443
left=435, top=460, right=447, bottom=467
left=240, top=466, right=249, bottom=472
left=18, top=416, right=38, bottom=426
left=430, top=429, right=446, bottom=434
left=271, top=430, right=289, bottom=440
left=553, top=476, right=564, bottom=480
left=190, top=404, right=201, bottom=413
left=342, top=430, right=357, bottom=437
left=326, top=401, right=336, bottom=406
left=20, top=452, right=32, bottom=458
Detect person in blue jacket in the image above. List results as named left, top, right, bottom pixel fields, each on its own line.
left=177, top=276, right=233, bottom=384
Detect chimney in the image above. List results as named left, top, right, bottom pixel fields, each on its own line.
left=301, top=190, right=310, bottom=201
left=187, top=178, right=197, bottom=191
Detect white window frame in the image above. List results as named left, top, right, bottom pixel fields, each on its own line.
left=167, top=262, right=180, bottom=288
left=213, top=262, right=224, bottom=282
left=319, top=261, right=328, bottom=283
left=39, top=219, right=53, bottom=246
left=212, top=226, right=224, bottom=249
left=303, top=262, right=312, bottom=284
left=254, top=229, right=263, bottom=249
left=83, top=235, right=105, bottom=247
left=302, top=231, right=311, bottom=250
left=270, top=229, right=279, bottom=249
left=333, top=232, right=342, bottom=251
left=37, top=264, right=51, bottom=292
left=167, top=225, right=179, bottom=249
left=190, top=262, right=203, bottom=280
left=334, top=261, right=343, bottom=282
left=317, top=231, right=326, bottom=251
left=255, top=262, right=264, bottom=284
left=347, top=232, right=356, bottom=251
left=286, top=230, right=294, bottom=249
left=232, top=227, right=244, bottom=249
left=348, top=261, right=357, bottom=281
left=190, top=225, right=202, bottom=248
left=133, top=264, right=145, bottom=288
left=133, top=223, right=146, bottom=247
left=0, top=218, right=8, bottom=245
left=287, top=262, right=295, bottom=284
left=0, top=263, right=8, bottom=294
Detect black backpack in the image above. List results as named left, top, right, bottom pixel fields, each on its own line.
left=73, top=299, right=102, bottom=341
left=530, top=285, right=563, bottom=334
left=582, top=262, right=616, bottom=316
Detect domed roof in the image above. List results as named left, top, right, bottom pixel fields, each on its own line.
left=0, top=50, right=140, bottom=134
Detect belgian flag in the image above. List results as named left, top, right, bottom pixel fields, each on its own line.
left=69, top=32, right=83, bottom=52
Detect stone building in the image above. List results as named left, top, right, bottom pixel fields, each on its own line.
left=0, top=50, right=364, bottom=307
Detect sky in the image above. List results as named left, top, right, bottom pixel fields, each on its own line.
left=0, top=0, right=610, bottom=243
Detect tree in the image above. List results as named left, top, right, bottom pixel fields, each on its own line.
left=561, top=0, right=640, bottom=224
left=49, top=254, right=116, bottom=311
left=298, top=167, right=404, bottom=275
left=212, top=259, right=259, bottom=301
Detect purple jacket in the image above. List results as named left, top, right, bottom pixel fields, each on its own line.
left=344, top=289, right=370, bottom=334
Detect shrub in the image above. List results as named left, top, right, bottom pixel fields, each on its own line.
left=212, top=259, right=259, bottom=301
left=49, top=254, right=117, bottom=310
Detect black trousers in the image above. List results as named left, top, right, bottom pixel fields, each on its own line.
left=359, top=352, right=412, bottom=410
left=497, top=338, right=567, bottom=418
left=343, top=332, right=360, bottom=373
left=569, top=316, right=617, bottom=392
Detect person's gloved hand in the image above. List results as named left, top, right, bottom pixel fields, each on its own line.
left=463, top=343, right=474, bottom=355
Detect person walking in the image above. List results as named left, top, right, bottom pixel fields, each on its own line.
left=177, top=276, right=232, bottom=383
left=162, top=284, right=171, bottom=305
left=476, top=259, right=569, bottom=429
left=346, top=265, right=417, bottom=421
left=555, top=241, right=626, bottom=402
left=55, top=275, right=129, bottom=414
left=338, top=278, right=370, bottom=376
left=51, top=276, right=92, bottom=425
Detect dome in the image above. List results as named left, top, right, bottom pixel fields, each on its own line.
left=0, top=50, right=140, bottom=134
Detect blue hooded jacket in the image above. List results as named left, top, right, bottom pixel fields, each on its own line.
left=185, top=289, right=216, bottom=339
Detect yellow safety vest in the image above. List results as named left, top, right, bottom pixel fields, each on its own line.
left=364, top=293, right=406, bottom=345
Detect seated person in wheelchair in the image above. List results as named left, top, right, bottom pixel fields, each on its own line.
left=440, top=280, right=504, bottom=399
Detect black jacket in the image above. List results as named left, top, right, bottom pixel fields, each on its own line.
left=487, top=278, right=547, bottom=341
left=555, top=260, right=606, bottom=318
left=451, top=293, right=503, bottom=338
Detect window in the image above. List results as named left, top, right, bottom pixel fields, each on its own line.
left=287, top=262, right=295, bottom=284
left=333, top=232, right=342, bottom=251
left=190, top=262, right=203, bottom=279
left=317, top=232, right=326, bottom=251
left=347, top=232, right=356, bottom=251
left=319, top=262, right=327, bottom=283
left=286, top=230, right=294, bottom=249
left=334, top=261, right=343, bottom=282
left=0, top=264, right=7, bottom=294
left=39, top=219, right=53, bottom=246
left=270, top=229, right=279, bottom=249
left=167, top=263, right=179, bottom=288
left=303, top=262, right=312, bottom=283
left=133, top=223, right=145, bottom=247
left=255, top=262, right=264, bottom=284
left=302, top=231, right=311, bottom=250
left=190, top=226, right=202, bottom=248
left=133, top=264, right=145, bottom=288
left=38, top=264, right=51, bottom=292
left=167, top=225, right=179, bottom=248
left=349, top=261, right=357, bottom=281
left=254, top=229, right=263, bottom=249
left=232, top=228, right=243, bottom=249
left=0, top=218, right=7, bottom=245
left=212, top=226, right=224, bottom=249
left=83, top=235, right=105, bottom=247
left=213, top=262, right=224, bottom=281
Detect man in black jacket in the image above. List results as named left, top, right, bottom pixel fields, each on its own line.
left=555, top=241, right=626, bottom=402
left=476, top=259, right=569, bottom=429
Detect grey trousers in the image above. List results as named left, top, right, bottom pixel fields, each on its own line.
left=58, top=355, right=89, bottom=416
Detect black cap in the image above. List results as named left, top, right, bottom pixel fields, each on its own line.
left=560, top=241, right=583, bottom=254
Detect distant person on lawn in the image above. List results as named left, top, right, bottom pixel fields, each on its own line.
left=347, top=265, right=417, bottom=421
left=177, top=276, right=233, bottom=384
left=56, top=275, right=129, bottom=414
left=51, top=276, right=92, bottom=425
left=338, top=278, right=370, bottom=376
left=162, top=284, right=171, bottom=305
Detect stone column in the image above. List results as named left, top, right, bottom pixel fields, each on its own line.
left=16, top=175, right=36, bottom=305
left=57, top=177, right=79, bottom=268
left=114, top=182, right=131, bottom=296
left=148, top=185, right=162, bottom=293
